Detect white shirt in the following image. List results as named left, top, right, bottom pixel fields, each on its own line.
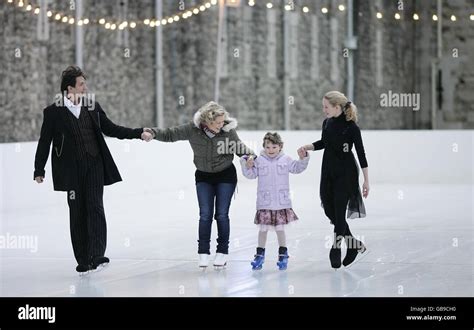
left=63, top=96, right=82, bottom=119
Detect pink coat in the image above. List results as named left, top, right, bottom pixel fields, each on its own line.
left=241, top=151, right=309, bottom=211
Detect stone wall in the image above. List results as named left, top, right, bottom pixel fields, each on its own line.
left=0, top=0, right=472, bottom=143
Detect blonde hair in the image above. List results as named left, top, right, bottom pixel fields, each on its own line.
left=263, top=132, right=284, bottom=148
left=324, top=91, right=358, bottom=122
left=198, top=101, right=229, bottom=125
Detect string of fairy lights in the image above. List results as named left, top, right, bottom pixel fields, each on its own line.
left=4, top=0, right=474, bottom=31
left=4, top=0, right=219, bottom=30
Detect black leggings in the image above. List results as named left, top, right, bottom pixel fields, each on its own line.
left=322, top=176, right=353, bottom=242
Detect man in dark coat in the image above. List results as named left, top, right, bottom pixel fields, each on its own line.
left=34, top=66, right=154, bottom=275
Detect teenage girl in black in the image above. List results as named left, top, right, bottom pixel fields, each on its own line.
left=299, top=91, right=370, bottom=269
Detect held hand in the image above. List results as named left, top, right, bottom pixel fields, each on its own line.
left=141, top=128, right=154, bottom=142
left=299, top=145, right=314, bottom=152
left=141, top=132, right=153, bottom=142
left=35, top=176, right=44, bottom=184
left=246, top=156, right=255, bottom=168
left=362, top=181, right=370, bottom=198
left=297, top=148, right=307, bottom=160
left=297, top=146, right=307, bottom=155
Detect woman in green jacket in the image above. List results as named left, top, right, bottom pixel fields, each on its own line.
left=145, top=102, right=255, bottom=268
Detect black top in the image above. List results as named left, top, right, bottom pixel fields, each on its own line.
left=312, top=114, right=368, bottom=169
left=195, top=163, right=237, bottom=184
left=312, top=114, right=368, bottom=219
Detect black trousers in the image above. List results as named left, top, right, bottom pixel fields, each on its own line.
left=322, top=175, right=353, bottom=244
left=67, top=154, right=107, bottom=265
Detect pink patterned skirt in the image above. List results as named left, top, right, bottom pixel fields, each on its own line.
left=254, top=208, right=299, bottom=231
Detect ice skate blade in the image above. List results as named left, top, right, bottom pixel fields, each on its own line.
left=330, top=263, right=341, bottom=270
left=344, top=248, right=370, bottom=269
left=92, top=262, right=109, bottom=273
left=251, top=261, right=263, bottom=270
left=276, top=262, right=287, bottom=270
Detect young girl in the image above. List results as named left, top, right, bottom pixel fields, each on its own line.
left=299, top=91, right=370, bottom=269
left=241, top=132, right=309, bottom=270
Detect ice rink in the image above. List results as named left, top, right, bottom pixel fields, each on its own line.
left=1, top=130, right=472, bottom=297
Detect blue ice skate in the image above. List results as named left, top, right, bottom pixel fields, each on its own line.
left=251, top=248, right=265, bottom=270
left=277, top=249, right=289, bottom=270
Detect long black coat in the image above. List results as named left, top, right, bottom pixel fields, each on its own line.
left=312, top=114, right=368, bottom=219
left=33, top=102, right=143, bottom=191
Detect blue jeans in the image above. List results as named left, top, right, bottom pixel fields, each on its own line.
left=196, top=182, right=236, bottom=255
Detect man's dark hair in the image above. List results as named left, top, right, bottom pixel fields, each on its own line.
left=61, top=65, right=87, bottom=93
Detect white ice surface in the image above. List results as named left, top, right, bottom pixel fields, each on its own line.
left=1, top=130, right=472, bottom=297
